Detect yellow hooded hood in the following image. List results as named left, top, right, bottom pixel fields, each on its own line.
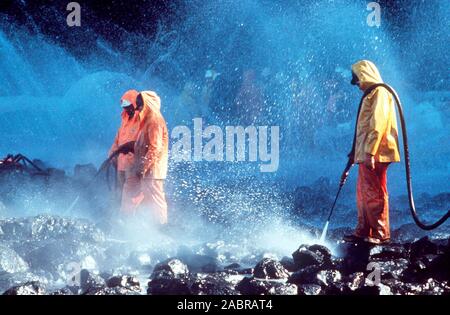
left=351, top=60, right=383, bottom=90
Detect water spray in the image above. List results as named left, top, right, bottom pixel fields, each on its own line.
left=63, top=141, right=135, bottom=216
left=320, top=83, right=450, bottom=242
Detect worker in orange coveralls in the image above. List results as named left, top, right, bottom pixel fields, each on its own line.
left=132, top=91, right=169, bottom=225
left=343, top=60, right=400, bottom=245
left=109, top=89, right=141, bottom=213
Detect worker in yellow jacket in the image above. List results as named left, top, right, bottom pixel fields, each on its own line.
left=343, top=60, right=400, bottom=244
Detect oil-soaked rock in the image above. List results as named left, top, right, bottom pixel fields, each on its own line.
left=298, top=284, right=322, bottom=295
left=50, top=286, right=77, bottom=295
left=3, top=281, right=45, bottom=295
left=370, top=245, right=407, bottom=260
left=292, top=246, right=322, bottom=270
left=410, top=237, right=438, bottom=260
left=147, top=270, right=192, bottom=295
left=106, top=275, right=140, bottom=292
left=308, top=244, right=332, bottom=264
left=339, top=241, right=371, bottom=274
left=377, top=258, right=409, bottom=280
left=288, top=265, right=321, bottom=285
left=80, top=269, right=105, bottom=294
left=253, top=258, right=289, bottom=279
left=280, top=256, right=296, bottom=272
left=86, top=286, right=142, bottom=295
left=236, top=276, right=296, bottom=295
left=152, top=258, right=189, bottom=278
left=316, top=269, right=342, bottom=287
left=191, top=273, right=239, bottom=295
left=292, top=244, right=333, bottom=271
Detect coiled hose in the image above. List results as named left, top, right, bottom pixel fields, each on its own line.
left=351, top=83, right=450, bottom=230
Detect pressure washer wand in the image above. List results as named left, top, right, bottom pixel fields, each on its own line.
left=320, top=158, right=353, bottom=243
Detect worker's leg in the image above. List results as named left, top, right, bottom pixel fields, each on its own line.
left=355, top=163, right=390, bottom=242
left=120, top=173, right=141, bottom=214
left=355, top=164, right=370, bottom=238
left=140, top=178, right=168, bottom=225
left=366, top=162, right=390, bottom=242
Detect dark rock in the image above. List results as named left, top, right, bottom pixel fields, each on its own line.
left=280, top=256, right=296, bottom=272
left=316, top=269, right=342, bottom=287
left=402, top=259, right=428, bottom=282
left=253, top=258, right=289, bottom=279
left=418, top=278, right=450, bottom=295
left=50, top=287, right=76, bottom=295
left=80, top=269, right=105, bottom=294
left=236, top=276, right=296, bottom=295
left=85, top=286, right=141, bottom=295
left=288, top=265, right=321, bottom=285
left=106, top=275, right=140, bottom=292
left=298, top=284, right=322, bottom=295
left=292, top=245, right=323, bottom=270
left=191, top=274, right=239, bottom=295
left=426, top=252, right=450, bottom=281
left=377, top=259, right=409, bottom=280
left=152, top=258, right=189, bottom=278
left=370, top=245, right=407, bottom=260
left=382, top=279, right=408, bottom=295
left=3, top=281, right=45, bottom=295
left=339, top=241, right=372, bottom=274
left=147, top=270, right=191, bottom=295
left=410, top=237, right=438, bottom=260
left=308, top=244, right=332, bottom=263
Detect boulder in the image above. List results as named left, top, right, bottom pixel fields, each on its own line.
left=280, top=256, right=296, bottom=272
left=292, top=246, right=322, bottom=270
left=410, top=237, right=438, bottom=260
left=152, top=258, right=189, bottom=278
left=3, top=281, right=45, bottom=295
left=236, top=276, right=296, bottom=295
left=253, top=258, right=289, bottom=279
left=298, top=284, right=322, bottom=295
left=106, top=275, right=141, bottom=292
left=288, top=265, right=321, bottom=285
left=147, top=270, right=191, bottom=295
left=191, top=274, right=239, bottom=295
left=369, top=245, right=407, bottom=261
left=80, top=269, right=105, bottom=294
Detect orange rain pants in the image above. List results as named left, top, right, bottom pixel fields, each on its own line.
left=132, top=178, right=168, bottom=224
left=355, top=162, right=390, bottom=243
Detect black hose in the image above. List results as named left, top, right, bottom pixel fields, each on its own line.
left=350, top=83, right=450, bottom=230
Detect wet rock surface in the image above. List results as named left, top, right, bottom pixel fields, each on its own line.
left=0, top=214, right=449, bottom=295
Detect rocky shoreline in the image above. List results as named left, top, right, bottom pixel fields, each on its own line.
left=1, top=215, right=449, bottom=295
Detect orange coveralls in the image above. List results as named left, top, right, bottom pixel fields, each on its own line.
left=132, top=91, right=169, bottom=224
left=109, top=89, right=141, bottom=213
left=351, top=60, right=401, bottom=243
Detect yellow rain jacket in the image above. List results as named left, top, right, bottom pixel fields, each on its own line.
left=352, top=60, right=400, bottom=163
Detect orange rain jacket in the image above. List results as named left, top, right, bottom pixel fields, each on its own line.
left=134, top=91, right=169, bottom=179
left=109, top=90, right=141, bottom=172
left=351, top=60, right=401, bottom=163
